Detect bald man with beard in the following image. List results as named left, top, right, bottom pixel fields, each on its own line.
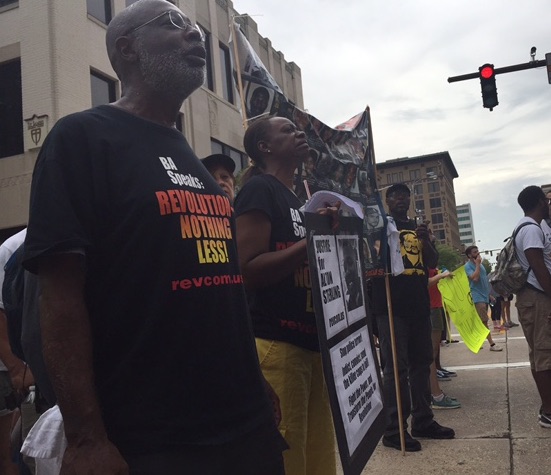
left=22, top=1, right=286, bottom=473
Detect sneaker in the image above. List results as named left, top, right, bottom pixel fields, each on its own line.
left=509, top=322, right=520, bottom=327
left=412, top=421, right=455, bottom=439
left=539, top=412, right=551, bottom=428
left=490, top=344, right=503, bottom=352
left=447, top=339, right=459, bottom=343
left=438, top=368, right=457, bottom=377
left=431, top=394, right=461, bottom=409
left=436, top=370, right=451, bottom=381
left=382, top=432, right=422, bottom=451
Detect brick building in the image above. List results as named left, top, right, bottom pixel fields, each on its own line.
left=376, top=152, right=461, bottom=250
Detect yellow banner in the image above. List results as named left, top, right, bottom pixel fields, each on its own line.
left=437, top=265, right=489, bottom=353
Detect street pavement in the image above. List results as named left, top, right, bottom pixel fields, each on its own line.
left=337, top=302, right=550, bottom=475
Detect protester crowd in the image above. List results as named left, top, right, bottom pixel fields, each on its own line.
left=0, top=1, right=550, bottom=474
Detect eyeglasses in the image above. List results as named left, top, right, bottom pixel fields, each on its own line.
left=128, top=10, right=203, bottom=38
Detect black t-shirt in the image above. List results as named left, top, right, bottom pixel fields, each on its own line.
left=370, top=218, right=430, bottom=316
left=23, top=105, right=272, bottom=454
left=234, top=174, right=318, bottom=351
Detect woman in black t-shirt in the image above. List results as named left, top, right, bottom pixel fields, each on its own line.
left=235, top=116, right=337, bottom=475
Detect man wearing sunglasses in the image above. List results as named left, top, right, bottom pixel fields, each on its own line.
left=22, top=1, right=286, bottom=474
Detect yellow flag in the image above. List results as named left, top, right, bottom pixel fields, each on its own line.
left=437, top=265, right=489, bottom=353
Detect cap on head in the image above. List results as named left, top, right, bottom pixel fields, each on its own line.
left=201, top=154, right=236, bottom=174
left=385, top=183, right=411, bottom=198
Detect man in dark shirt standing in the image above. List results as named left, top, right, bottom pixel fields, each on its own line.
left=371, top=183, right=455, bottom=451
left=22, top=1, right=285, bottom=473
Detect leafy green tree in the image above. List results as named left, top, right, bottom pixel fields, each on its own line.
left=482, top=258, right=492, bottom=274
left=435, top=243, right=463, bottom=271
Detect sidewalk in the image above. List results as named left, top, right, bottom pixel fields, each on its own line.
left=338, top=305, right=550, bottom=475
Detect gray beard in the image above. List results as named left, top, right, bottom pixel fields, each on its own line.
left=137, top=44, right=205, bottom=99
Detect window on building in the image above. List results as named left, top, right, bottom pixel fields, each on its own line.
left=415, top=200, right=424, bottom=211
left=428, top=182, right=440, bottom=193
left=426, top=166, right=437, bottom=174
left=429, top=197, right=442, bottom=208
left=0, top=0, right=18, bottom=9
left=0, top=59, right=24, bottom=159
left=392, top=172, right=403, bottom=182
left=434, top=230, right=446, bottom=241
left=87, top=0, right=112, bottom=24
left=431, top=213, right=444, bottom=224
left=458, top=216, right=470, bottom=222
left=413, top=184, right=423, bottom=196
left=211, top=139, right=246, bottom=172
left=90, top=70, right=116, bottom=107
left=219, top=43, right=234, bottom=104
left=409, top=169, right=420, bottom=181
left=199, top=25, right=214, bottom=91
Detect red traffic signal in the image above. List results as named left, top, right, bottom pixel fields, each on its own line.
left=480, top=65, right=495, bottom=79
left=479, top=63, right=498, bottom=111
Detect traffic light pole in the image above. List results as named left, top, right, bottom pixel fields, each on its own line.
left=448, top=59, right=547, bottom=83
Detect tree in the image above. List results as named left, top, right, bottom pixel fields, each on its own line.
left=482, top=258, right=492, bottom=275
left=435, top=243, right=463, bottom=271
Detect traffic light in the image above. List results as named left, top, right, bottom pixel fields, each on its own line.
left=479, top=63, right=498, bottom=111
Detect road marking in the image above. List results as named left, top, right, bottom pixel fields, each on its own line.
left=447, top=361, right=530, bottom=371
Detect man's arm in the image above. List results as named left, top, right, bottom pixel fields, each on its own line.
left=38, top=253, right=128, bottom=475
left=467, top=256, right=482, bottom=282
left=416, top=224, right=438, bottom=268
left=524, top=248, right=551, bottom=296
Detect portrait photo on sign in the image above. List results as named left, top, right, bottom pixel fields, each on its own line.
left=365, top=206, right=382, bottom=231
left=246, top=84, right=273, bottom=118
left=337, top=236, right=365, bottom=323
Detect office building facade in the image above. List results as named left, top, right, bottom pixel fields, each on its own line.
left=456, top=203, right=476, bottom=249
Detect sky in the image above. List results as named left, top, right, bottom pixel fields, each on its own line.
left=231, top=0, right=551, bottom=261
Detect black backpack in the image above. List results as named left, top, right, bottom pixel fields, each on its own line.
left=489, top=221, right=541, bottom=295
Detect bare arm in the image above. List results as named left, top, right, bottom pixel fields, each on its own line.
left=236, top=211, right=307, bottom=290
left=468, top=256, right=482, bottom=282
left=38, top=253, right=128, bottom=475
left=416, top=224, right=438, bottom=269
left=427, top=271, right=451, bottom=288
left=525, top=248, right=551, bottom=296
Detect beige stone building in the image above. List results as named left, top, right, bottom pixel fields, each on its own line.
left=376, top=152, right=461, bottom=251
left=0, top=0, right=304, bottom=240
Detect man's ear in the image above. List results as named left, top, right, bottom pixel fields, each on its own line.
left=116, top=36, right=138, bottom=63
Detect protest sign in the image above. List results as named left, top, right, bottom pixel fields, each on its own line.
left=305, top=203, right=385, bottom=475
left=437, top=265, right=490, bottom=352
left=229, top=23, right=386, bottom=274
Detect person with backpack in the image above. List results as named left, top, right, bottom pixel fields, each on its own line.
left=514, top=185, right=551, bottom=429
left=0, top=228, right=33, bottom=475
